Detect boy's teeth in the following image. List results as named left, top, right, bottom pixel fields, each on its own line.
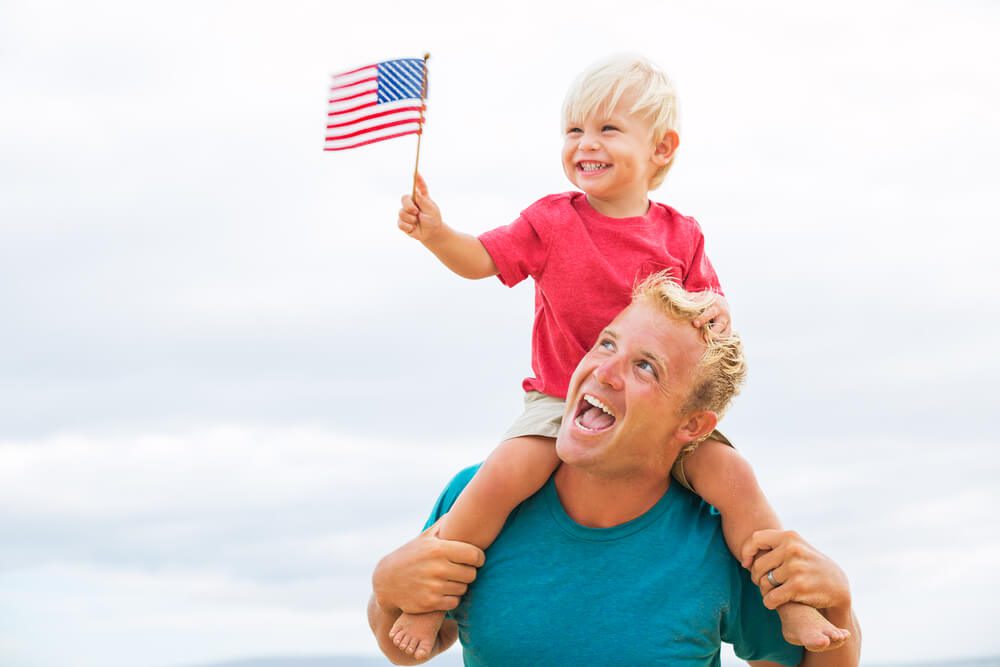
left=580, top=162, right=609, bottom=172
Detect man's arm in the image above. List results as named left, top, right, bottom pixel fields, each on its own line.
left=368, top=519, right=484, bottom=664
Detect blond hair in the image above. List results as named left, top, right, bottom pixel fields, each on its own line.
left=562, top=54, right=681, bottom=189
left=631, top=272, right=746, bottom=418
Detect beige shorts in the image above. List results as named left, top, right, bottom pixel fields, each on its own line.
left=501, top=390, right=732, bottom=493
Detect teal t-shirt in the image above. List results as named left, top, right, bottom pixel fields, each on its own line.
left=425, top=465, right=803, bottom=667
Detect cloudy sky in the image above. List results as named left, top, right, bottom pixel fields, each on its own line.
left=2, top=1, right=999, bottom=665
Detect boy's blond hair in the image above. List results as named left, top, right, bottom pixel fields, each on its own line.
left=562, top=54, right=681, bottom=189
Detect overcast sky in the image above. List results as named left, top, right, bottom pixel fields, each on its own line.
left=2, top=1, right=999, bottom=666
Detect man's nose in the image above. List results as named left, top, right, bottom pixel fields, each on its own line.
left=593, top=357, right=624, bottom=390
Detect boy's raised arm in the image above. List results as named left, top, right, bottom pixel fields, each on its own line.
left=397, top=173, right=498, bottom=280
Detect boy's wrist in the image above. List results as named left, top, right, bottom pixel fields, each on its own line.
left=420, top=223, right=454, bottom=250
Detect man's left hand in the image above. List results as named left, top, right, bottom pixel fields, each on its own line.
left=742, top=529, right=851, bottom=612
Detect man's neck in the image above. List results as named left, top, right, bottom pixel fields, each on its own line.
left=552, top=464, right=670, bottom=528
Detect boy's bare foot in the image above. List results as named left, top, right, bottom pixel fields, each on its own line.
left=778, top=601, right=851, bottom=652
left=389, top=610, right=445, bottom=660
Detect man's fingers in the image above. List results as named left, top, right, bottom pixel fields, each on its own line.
left=749, top=545, right=785, bottom=585
left=440, top=581, right=468, bottom=597
left=442, top=540, right=486, bottom=568
left=763, top=582, right=795, bottom=609
left=445, top=562, right=479, bottom=584
left=744, top=529, right=785, bottom=562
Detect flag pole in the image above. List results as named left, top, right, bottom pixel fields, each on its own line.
left=411, top=52, right=430, bottom=202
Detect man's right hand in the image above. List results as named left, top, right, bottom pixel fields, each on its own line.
left=373, top=517, right=485, bottom=615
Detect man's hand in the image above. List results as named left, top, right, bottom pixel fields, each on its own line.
left=741, top=529, right=851, bottom=612
left=398, top=173, right=444, bottom=244
left=373, top=518, right=485, bottom=615
left=692, top=294, right=731, bottom=335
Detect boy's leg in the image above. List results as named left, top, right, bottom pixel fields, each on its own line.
left=391, top=435, right=559, bottom=659
left=681, top=439, right=851, bottom=653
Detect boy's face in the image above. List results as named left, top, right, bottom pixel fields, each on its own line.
left=562, top=95, right=674, bottom=209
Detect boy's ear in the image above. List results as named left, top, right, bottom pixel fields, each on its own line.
left=674, top=409, right=717, bottom=446
left=652, top=130, right=680, bottom=166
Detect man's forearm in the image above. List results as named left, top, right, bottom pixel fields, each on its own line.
left=799, top=607, right=861, bottom=667
left=367, top=594, right=458, bottom=665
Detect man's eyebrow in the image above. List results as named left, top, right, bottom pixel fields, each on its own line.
left=600, top=329, right=618, bottom=339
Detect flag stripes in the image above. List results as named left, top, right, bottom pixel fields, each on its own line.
left=324, top=57, right=426, bottom=152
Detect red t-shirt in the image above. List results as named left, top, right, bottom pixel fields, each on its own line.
left=478, top=192, right=722, bottom=399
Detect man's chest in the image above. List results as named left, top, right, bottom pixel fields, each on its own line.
left=452, top=508, right=732, bottom=666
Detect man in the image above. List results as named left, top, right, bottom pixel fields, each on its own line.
left=369, top=275, right=861, bottom=666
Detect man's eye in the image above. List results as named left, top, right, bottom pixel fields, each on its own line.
left=637, top=360, right=656, bottom=375
left=598, top=339, right=614, bottom=351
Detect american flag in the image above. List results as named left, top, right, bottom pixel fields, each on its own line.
left=324, top=57, right=427, bottom=151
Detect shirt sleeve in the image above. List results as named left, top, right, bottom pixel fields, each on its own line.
left=681, top=226, right=723, bottom=294
left=477, top=212, right=549, bottom=288
left=721, top=562, right=804, bottom=666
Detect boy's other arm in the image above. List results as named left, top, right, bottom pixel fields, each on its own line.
left=398, top=173, right=498, bottom=280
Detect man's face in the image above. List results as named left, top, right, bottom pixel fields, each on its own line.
left=557, top=299, right=706, bottom=478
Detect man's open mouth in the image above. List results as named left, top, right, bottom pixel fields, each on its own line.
left=574, top=393, right=617, bottom=432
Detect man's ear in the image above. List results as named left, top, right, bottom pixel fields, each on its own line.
left=675, top=410, right=718, bottom=445
left=652, top=130, right=679, bottom=166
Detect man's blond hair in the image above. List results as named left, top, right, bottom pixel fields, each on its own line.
left=562, top=54, right=680, bottom=189
left=631, top=272, right=746, bottom=418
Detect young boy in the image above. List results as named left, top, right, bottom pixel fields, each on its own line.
left=389, top=55, right=850, bottom=659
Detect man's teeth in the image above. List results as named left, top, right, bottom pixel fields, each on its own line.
left=579, top=162, right=609, bottom=172
left=584, top=394, right=614, bottom=417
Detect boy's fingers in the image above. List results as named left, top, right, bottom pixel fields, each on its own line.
left=414, top=172, right=428, bottom=196
left=398, top=220, right=415, bottom=234
left=693, top=306, right=718, bottom=329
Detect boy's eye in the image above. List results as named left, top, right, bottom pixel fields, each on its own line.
left=602, top=125, right=620, bottom=132
left=567, top=127, right=583, bottom=135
